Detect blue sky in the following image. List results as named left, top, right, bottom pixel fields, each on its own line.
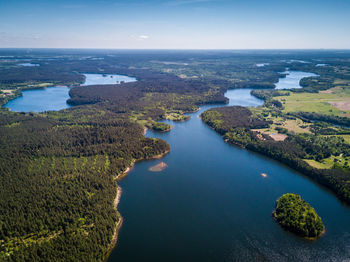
left=0, top=0, right=349, bottom=49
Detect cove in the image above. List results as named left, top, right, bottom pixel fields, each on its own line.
left=109, top=93, right=350, bottom=261
left=3, top=73, right=137, bottom=112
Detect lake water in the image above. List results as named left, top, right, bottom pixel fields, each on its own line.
left=3, top=73, right=137, bottom=112
left=275, top=71, right=318, bottom=89
left=256, top=63, right=269, bottom=67
left=18, top=63, right=40, bottom=67
left=108, top=93, right=350, bottom=261
left=82, top=73, right=136, bottom=86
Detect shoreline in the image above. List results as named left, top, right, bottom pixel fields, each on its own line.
left=104, top=186, right=123, bottom=261
left=273, top=213, right=326, bottom=240
left=105, top=147, right=170, bottom=260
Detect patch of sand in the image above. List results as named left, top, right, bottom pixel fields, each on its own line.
left=269, top=133, right=287, bottom=141
left=329, top=100, right=350, bottom=111
left=253, top=130, right=287, bottom=141
left=319, top=86, right=341, bottom=94
left=149, top=161, right=168, bottom=172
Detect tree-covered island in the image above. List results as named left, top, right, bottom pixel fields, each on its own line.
left=273, top=193, right=325, bottom=239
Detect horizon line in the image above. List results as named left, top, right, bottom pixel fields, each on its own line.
left=1, top=47, right=350, bottom=51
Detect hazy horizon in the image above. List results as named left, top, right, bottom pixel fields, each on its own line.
left=1, top=0, right=350, bottom=49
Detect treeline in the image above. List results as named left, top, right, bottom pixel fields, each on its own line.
left=201, top=106, right=350, bottom=204
left=0, top=66, right=84, bottom=85
left=250, top=90, right=289, bottom=101
left=290, top=112, right=350, bottom=128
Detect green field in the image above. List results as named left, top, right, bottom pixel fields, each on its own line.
left=304, top=154, right=350, bottom=169
left=276, top=87, right=350, bottom=117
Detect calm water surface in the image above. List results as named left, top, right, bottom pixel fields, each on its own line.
left=4, top=73, right=136, bottom=112
left=109, top=92, right=350, bottom=261
left=275, top=71, right=318, bottom=89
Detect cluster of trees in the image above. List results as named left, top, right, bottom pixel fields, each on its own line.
left=67, top=74, right=227, bottom=109
left=273, top=193, right=325, bottom=238
left=0, top=66, right=84, bottom=86
left=200, top=106, right=271, bottom=135
left=201, top=106, right=350, bottom=204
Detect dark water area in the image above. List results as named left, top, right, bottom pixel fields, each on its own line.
left=109, top=89, right=350, bottom=261
left=3, top=73, right=136, bottom=112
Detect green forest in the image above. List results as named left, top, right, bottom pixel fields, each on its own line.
left=0, top=108, right=169, bottom=260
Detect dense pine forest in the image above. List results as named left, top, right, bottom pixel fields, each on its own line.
left=1, top=49, right=350, bottom=260
left=0, top=108, right=169, bottom=260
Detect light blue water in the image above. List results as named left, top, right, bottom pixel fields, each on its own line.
left=82, top=73, right=136, bottom=86
left=275, top=71, right=318, bottom=89
left=3, top=73, right=136, bottom=112
left=256, top=63, right=270, bottom=67
left=18, top=63, right=40, bottom=67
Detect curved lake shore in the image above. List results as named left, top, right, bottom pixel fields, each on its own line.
left=108, top=86, right=350, bottom=261
left=275, top=71, right=318, bottom=89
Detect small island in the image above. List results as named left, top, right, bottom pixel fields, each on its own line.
left=150, top=122, right=173, bottom=132
left=273, top=193, right=325, bottom=239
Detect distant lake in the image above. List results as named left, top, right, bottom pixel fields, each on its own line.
left=3, top=73, right=137, bottom=112
left=18, top=63, right=40, bottom=67
left=256, top=63, right=269, bottom=67
left=316, top=64, right=328, bottom=67
left=82, top=73, right=137, bottom=86
left=275, top=71, right=318, bottom=89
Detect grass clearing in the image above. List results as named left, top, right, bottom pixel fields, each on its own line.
left=304, top=154, right=350, bottom=169
left=276, top=87, right=350, bottom=117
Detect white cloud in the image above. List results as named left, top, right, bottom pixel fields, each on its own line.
left=139, top=35, right=149, bottom=39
